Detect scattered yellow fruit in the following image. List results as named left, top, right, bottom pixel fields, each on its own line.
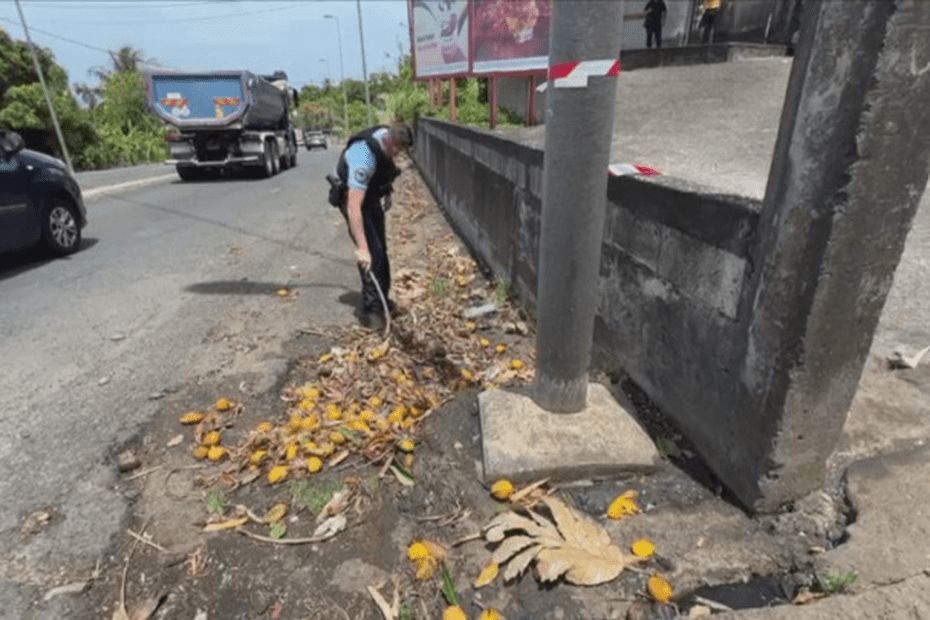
left=285, top=413, right=303, bottom=434
left=491, top=479, right=515, bottom=501
left=387, top=409, right=404, bottom=425
left=443, top=605, right=467, bottom=620
left=374, top=417, right=390, bottom=431
left=495, top=343, right=507, bottom=354
left=607, top=489, right=641, bottom=520
left=256, top=421, right=274, bottom=433
left=407, top=541, right=430, bottom=561
left=303, top=441, right=319, bottom=453
left=510, top=359, right=525, bottom=370
left=267, top=465, right=288, bottom=485
left=207, top=446, right=226, bottom=462
left=193, top=445, right=209, bottom=460
left=319, top=442, right=336, bottom=457
left=277, top=288, right=289, bottom=297
left=404, top=454, right=415, bottom=469
left=474, top=562, right=499, bottom=588
left=299, top=413, right=320, bottom=431
left=265, top=502, right=287, bottom=524
left=215, top=398, right=234, bottom=411
left=466, top=320, right=477, bottom=333
left=307, top=456, right=324, bottom=473
left=319, top=352, right=334, bottom=363
left=298, top=397, right=316, bottom=412
left=398, top=438, right=416, bottom=453
left=249, top=450, right=269, bottom=466
left=298, top=385, right=321, bottom=400
left=286, top=442, right=299, bottom=461
left=648, top=573, right=674, bottom=604
left=479, top=337, right=491, bottom=347
left=359, top=409, right=376, bottom=422
left=479, top=609, right=503, bottom=620
left=369, top=395, right=383, bottom=407
left=415, top=556, right=439, bottom=580
left=180, top=411, right=204, bottom=425
left=330, top=431, right=347, bottom=445
left=348, top=419, right=372, bottom=434
left=325, top=404, right=343, bottom=421
left=461, top=368, right=475, bottom=381
left=409, top=406, right=424, bottom=418
left=203, top=430, right=222, bottom=446
left=632, top=538, right=657, bottom=558
left=401, top=417, right=416, bottom=430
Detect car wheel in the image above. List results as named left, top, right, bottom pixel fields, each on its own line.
left=261, top=141, right=274, bottom=178
left=43, top=199, right=82, bottom=256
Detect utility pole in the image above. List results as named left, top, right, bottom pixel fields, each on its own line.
left=356, top=0, right=372, bottom=127
left=533, top=0, right=625, bottom=412
left=14, top=0, right=73, bottom=174
left=323, top=13, right=350, bottom=136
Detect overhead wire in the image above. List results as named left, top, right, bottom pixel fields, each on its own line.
left=14, top=2, right=302, bottom=25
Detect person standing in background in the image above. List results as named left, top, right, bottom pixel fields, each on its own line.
left=643, top=0, right=668, bottom=49
left=700, top=0, right=722, bottom=44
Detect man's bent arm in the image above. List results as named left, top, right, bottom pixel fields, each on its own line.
left=346, top=188, right=369, bottom=257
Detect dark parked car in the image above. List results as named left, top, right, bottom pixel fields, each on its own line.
left=303, top=129, right=327, bottom=150
left=0, top=130, right=87, bottom=256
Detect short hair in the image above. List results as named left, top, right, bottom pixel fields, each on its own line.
left=389, top=122, right=414, bottom=149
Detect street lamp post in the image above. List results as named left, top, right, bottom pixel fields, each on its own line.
left=323, top=13, right=350, bottom=137
left=355, top=0, right=373, bottom=127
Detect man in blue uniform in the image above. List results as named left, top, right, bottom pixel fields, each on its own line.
left=336, top=122, right=414, bottom=328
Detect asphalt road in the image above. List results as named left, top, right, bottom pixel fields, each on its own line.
left=0, top=151, right=359, bottom=612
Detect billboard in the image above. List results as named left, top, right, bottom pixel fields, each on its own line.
left=410, top=0, right=470, bottom=77
left=471, top=0, right=551, bottom=74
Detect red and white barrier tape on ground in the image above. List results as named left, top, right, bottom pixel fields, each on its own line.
left=537, top=59, right=621, bottom=92
left=608, top=163, right=661, bottom=177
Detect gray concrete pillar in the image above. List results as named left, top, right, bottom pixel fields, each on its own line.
left=741, top=0, right=930, bottom=509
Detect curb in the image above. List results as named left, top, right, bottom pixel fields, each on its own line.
left=82, top=173, right=177, bottom=201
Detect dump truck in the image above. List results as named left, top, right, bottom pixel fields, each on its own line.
left=145, top=70, right=299, bottom=180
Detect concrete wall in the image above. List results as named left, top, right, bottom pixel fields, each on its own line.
left=415, top=117, right=768, bottom=505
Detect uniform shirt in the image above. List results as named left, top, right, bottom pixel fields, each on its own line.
left=344, top=128, right=389, bottom=191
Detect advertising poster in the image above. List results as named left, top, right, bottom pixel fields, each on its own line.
left=472, top=0, right=551, bottom=74
left=410, top=0, right=470, bottom=78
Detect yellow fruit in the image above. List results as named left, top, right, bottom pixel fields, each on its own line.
left=398, top=438, right=416, bottom=453
left=387, top=409, right=404, bottom=425
left=461, top=368, right=475, bottom=382
left=299, top=413, right=320, bottom=431
left=510, top=359, right=525, bottom=370
left=479, top=337, right=491, bottom=347
left=265, top=502, right=287, bottom=524
left=330, top=431, right=347, bottom=445
left=207, top=446, right=226, bottom=462
left=407, top=541, right=430, bottom=561
left=319, top=442, right=336, bottom=457
left=401, top=417, right=416, bottom=430
left=495, top=343, right=507, bottom=354
left=348, top=419, right=372, bottom=434
left=319, top=352, right=333, bottom=363
left=256, top=421, right=274, bottom=433
left=298, top=385, right=321, bottom=400
left=193, top=445, right=209, bottom=460
left=203, top=430, right=222, bottom=446
left=286, top=413, right=303, bottom=434
left=369, top=396, right=383, bottom=407
left=466, top=321, right=477, bottom=333
left=267, top=465, right=289, bottom=485
left=415, top=556, right=439, bottom=580
left=249, top=450, right=269, bottom=466
left=303, top=441, right=319, bottom=453
left=307, top=456, right=324, bottom=473
left=648, top=573, right=674, bottom=604
left=479, top=610, right=503, bottom=620
left=607, top=490, right=641, bottom=520
left=443, top=606, right=467, bottom=620
left=409, top=406, right=424, bottom=418
left=374, top=417, right=390, bottom=431
left=491, top=479, right=515, bottom=501
left=474, top=562, right=499, bottom=588
left=286, top=442, right=299, bottom=461
left=215, top=398, right=234, bottom=411
left=359, top=409, right=376, bottom=423
left=632, top=538, right=656, bottom=558
left=298, top=398, right=316, bottom=412
left=325, top=404, right=343, bottom=421
left=180, top=411, right=204, bottom=425
left=404, top=454, right=415, bottom=469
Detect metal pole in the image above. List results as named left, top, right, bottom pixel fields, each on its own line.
left=532, top=0, right=624, bottom=412
left=14, top=0, right=73, bottom=174
left=324, top=14, right=350, bottom=137
left=355, top=0, right=372, bottom=127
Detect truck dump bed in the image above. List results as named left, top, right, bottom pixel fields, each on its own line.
left=146, top=70, right=287, bottom=130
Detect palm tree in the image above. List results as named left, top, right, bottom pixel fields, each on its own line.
left=73, top=83, right=99, bottom=108
left=89, top=45, right=147, bottom=83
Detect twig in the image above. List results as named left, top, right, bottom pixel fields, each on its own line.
left=126, top=529, right=167, bottom=553
left=693, top=595, right=733, bottom=612
left=237, top=527, right=341, bottom=545
left=125, top=464, right=164, bottom=481
left=451, top=532, right=482, bottom=547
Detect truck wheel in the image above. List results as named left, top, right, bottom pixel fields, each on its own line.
left=261, top=142, right=274, bottom=178
left=289, top=150, right=297, bottom=168
left=279, top=143, right=290, bottom=171
left=270, top=141, right=280, bottom=176
left=177, top=166, right=202, bottom=181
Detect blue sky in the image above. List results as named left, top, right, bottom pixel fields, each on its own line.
left=0, top=0, right=410, bottom=89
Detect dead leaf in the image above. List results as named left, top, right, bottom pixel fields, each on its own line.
left=474, top=562, right=499, bottom=588
left=166, top=434, right=184, bottom=448
left=128, top=593, right=167, bottom=620
left=203, top=517, right=248, bottom=532
left=316, top=489, right=351, bottom=522
left=264, top=503, right=288, bottom=524
left=312, top=514, right=347, bottom=539
left=368, top=584, right=398, bottom=620
left=484, top=496, right=639, bottom=586
left=390, top=465, right=415, bottom=487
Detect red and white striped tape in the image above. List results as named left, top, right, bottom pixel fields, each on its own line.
left=608, top=163, right=661, bottom=177
left=537, top=59, right=621, bottom=92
